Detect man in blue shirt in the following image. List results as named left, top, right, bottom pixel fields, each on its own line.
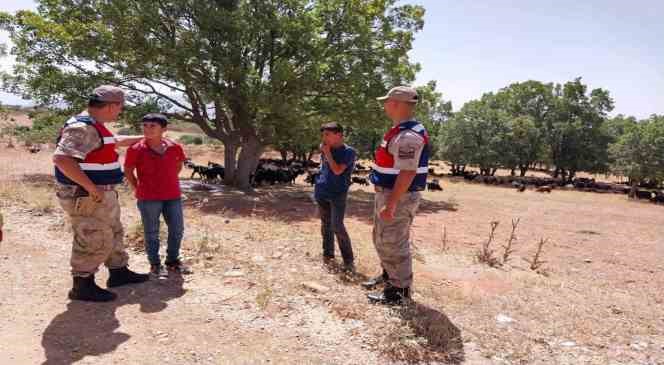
left=314, top=122, right=357, bottom=272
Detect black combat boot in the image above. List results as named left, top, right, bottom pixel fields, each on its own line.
left=68, top=275, right=117, bottom=302
left=107, top=266, right=150, bottom=288
left=361, top=269, right=389, bottom=289
left=367, top=284, right=410, bottom=305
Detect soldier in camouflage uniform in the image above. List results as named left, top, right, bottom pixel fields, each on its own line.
left=363, top=86, right=431, bottom=305
left=53, top=85, right=149, bottom=302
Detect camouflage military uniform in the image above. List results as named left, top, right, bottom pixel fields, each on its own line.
left=55, top=118, right=129, bottom=277
left=373, top=129, right=425, bottom=289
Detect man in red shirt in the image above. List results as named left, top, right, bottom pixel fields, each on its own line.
left=124, top=113, right=190, bottom=276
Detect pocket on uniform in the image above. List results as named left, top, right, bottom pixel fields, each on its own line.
left=74, top=196, right=99, bottom=216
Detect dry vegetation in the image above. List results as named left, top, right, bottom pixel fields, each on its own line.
left=1, top=115, right=663, bottom=364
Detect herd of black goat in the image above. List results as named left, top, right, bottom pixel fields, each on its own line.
left=447, top=169, right=664, bottom=203
left=184, top=158, right=444, bottom=191
left=184, top=158, right=663, bottom=203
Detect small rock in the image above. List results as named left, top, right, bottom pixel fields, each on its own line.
left=584, top=259, right=592, bottom=263
left=224, top=270, right=245, bottom=278
left=561, top=341, right=576, bottom=347
left=272, top=253, right=283, bottom=259
left=302, top=281, right=329, bottom=293
left=253, top=255, right=265, bottom=263
left=224, top=219, right=230, bottom=224
left=495, top=314, right=514, bottom=324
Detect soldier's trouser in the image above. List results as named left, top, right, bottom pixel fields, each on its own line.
left=373, top=189, right=421, bottom=289
left=58, top=190, right=129, bottom=277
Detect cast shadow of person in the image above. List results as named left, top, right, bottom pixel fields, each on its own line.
left=41, top=274, right=186, bottom=365
left=391, top=301, right=466, bottom=364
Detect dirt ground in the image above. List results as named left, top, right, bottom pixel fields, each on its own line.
left=0, top=136, right=663, bottom=364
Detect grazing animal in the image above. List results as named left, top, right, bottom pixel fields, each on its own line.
left=635, top=190, right=653, bottom=200
left=28, top=145, right=41, bottom=153
left=426, top=179, right=443, bottom=191
left=651, top=192, right=664, bottom=204
left=536, top=185, right=552, bottom=193
left=351, top=176, right=369, bottom=186
left=305, top=170, right=320, bottom=186
left=512, top=181, right=526, bottom=192
left=184, top=159, right=209, bottom=180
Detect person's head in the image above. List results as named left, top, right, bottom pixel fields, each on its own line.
left=87, top=85, right=125, bottom=122
left=320, top=122, right=344, bottom=147
left=376, top=86, right=418, bottom=123
left=141, top=113, right=168, bottom=140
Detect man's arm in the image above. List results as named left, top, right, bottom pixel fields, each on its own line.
left=124, top=165, right=138, bottom=192
left=115, top=135, right=143, bottom=147
left=321, top=146, right=348, bottom=175
left=53, top=155, right=103, bottom=201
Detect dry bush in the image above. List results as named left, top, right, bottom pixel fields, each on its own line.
left=477, top=221, right=501, bottom=267
left=525, top=238, right=548, bottom=272
left=501, top=218, right=520, bottom=264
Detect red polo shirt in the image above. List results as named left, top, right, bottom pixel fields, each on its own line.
left=124, top=139, right=186, bottom=201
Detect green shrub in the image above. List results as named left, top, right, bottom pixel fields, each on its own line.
left=179, top=135, right=204, bottom=145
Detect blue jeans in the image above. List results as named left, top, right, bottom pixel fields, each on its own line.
left=137, top=199, right=184, bottom=266
left=316, top=193, right=354, bottom=264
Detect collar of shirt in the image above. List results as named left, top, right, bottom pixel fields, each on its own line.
left=138, top=138, right=176, bottom=149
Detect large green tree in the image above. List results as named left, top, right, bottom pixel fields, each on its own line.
left=609, top=115, right=664, bottom=194
left=1, top=0, right=424, bottom=188
left=544, top=78, right=613, bottom=181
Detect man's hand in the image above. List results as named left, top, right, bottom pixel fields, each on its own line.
left=379, top=203, right=396, bottom=221
left=84, top=184, right=104, bottom=203
left=320, top=143, right=331, bottom=156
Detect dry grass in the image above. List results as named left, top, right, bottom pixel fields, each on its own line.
left=0, top=180, right=56, bottom=214
left=2, top=142, right=664, bottom=364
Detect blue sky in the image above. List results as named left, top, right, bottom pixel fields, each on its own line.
left=1, top=0, right=662, bottom=119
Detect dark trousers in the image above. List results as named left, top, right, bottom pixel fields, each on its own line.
left=316, top=193, right=354, bottom=264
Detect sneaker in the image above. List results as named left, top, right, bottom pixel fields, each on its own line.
left=150, top=264, right=167, bottom=278
left=323, top=256, right=336, bottom=266
left=165, top=259, right=192, bottom=275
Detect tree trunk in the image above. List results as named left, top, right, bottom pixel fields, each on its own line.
left=510, top=168, right=515, bottom=176
left=280, top=149, right=288, bottom=162
left=628, top=181, right=638, bottom=199
left=490, top=168, right=497, bottom=176
left=223, top=141, right=238, bottom=185
left=236, top=136, right=263, bottom=190
left=519, top=165, right=528, bottom=177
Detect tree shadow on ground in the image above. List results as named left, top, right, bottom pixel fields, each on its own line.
left=41, top=275, right=185, bottom=365
left=184, top=181, right=457, bottom=224
left=386, top=301, right=465, bottom=364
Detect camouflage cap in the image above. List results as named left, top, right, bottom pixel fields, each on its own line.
left=376, top=86, right=419, bottom=104
left=90, top=85, right=125, bottom=103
